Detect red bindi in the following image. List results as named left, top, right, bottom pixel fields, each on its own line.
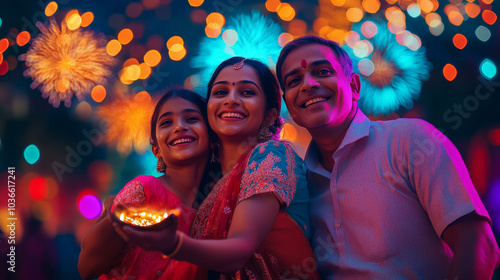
left=301, top=59, right=307, bottom=68
left=232, top=82, right=235, bottom=86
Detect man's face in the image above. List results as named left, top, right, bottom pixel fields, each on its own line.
left=280, top=44, right=360, bottom=130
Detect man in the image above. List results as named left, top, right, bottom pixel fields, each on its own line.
left=276, top=35, right=499, bottom=279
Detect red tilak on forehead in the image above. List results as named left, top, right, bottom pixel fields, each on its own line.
left=301, top=59, right=307, bottom=68
left=232, top=82, right=235, bottom=86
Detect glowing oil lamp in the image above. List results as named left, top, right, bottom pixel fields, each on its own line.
left=112, top=205, right=180, bottom=230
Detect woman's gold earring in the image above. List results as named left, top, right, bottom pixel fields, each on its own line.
left=156, top=156, right=166, bottom=173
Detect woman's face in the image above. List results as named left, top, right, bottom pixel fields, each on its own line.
left=154, top=97, right=209, bottom=166
left=207, top=64, right=268, bottom=143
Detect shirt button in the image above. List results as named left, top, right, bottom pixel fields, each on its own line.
left=336, top=223, right=341, bottom=229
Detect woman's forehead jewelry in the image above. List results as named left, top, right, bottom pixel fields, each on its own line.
left=233, top=58, right=247, bottom=70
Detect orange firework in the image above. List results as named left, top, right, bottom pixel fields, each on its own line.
left=20, top=19, right=116, bottom=108
left=97, top=91, right=155, bottom=155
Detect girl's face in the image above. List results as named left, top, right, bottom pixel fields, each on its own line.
left=207, top=65, right=269, bottom=143
left=154, top=97, right=209, bottom=166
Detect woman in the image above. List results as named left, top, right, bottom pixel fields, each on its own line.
left=78, top=89, right=211, bottom=280
left=113, top=57, right=319, bottom=279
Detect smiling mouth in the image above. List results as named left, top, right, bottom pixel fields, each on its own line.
left=169, top=137, right=195, bottom=146
left=302, top=97, right=328, bottom=108
left=219, top=112, right=246, bottom=119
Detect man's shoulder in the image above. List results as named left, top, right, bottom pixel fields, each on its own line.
left=370, top=117, right=435, bottom=136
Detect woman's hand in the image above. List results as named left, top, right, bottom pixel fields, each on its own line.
left=110, top=213, right=180, bottom=254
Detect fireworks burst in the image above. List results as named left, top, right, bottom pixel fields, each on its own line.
left=20, top=19, right=116, bottom=108
left=191, top=11, right=283, bottom=92
left=97, top=91, right=155, bottom=155
left=345, top=20, right=431, bottom=116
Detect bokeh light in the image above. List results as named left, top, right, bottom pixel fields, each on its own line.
left=205, top=23, right=222, bottom=38
left=331, top=0, right=346, bottom=6
left=0, top=38, right=9, bottom=53
left=139, top=62, right=152, bottom=79
left=16, top=31, right=30, bottom=46
left=488, top=129, right=500, bottom=146
left=266, top=0, right=281, bottom=12
left=106, top=39, right=122, bottom=56
left=475, top=25, right=491, bottom=42
left=118, top=28, right=133, bottom=45
left=407, top=3, right=421, bottom=18
left=167, top=36, right=184, bottom=49
left=452, top=34, right=467, bottom=50
left=78, top=194, right=102, bottom=219
left=465, top=3, right=481, bottom=18
left=29, top=177, right=48, bottom=200
left=443, top=63, right=457, bottom=81
left=91, top=85, right=106, bottom=102
left=346, top=7, right=364, bottom=22
left=188, top=0, right=204, bottom=7
left=358, top=58, right=375, bottom=76
left=81, top=12, right=94, bottom=27
left=67, top=13, right=82, bottom=30
left=222, top=29, right=238, bottom=46
left=362, top=0, right=380, bottom=14
left=24, top=144, right=40, bottom=164
left=168, top=44, right=186, bottom=61
left=75, top=101, right=93, bottom=119
left=361, top=21, right=377, bottom=38
left=480, top=59, right=496, bottom=79
left=482, top=10, right=497, bottom=25
left=278, top=32, right=294, bottom=47
left=45, top=1, right=58, bottom=17
left=0, top=60, right=8, bottom=75
left=206, top=12, right=225, bottom=28
left=277, top=3, right=295, bottom=21
left=288, top=19, right=306, bottom=37
left=126, top=2, right=144, bottom=18
left=144, top=49, right=161, bottom=67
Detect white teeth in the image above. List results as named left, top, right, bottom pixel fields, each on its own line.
left=220, top=112, right=245, bottom=119
left=171, top=138, right=194, bottom=146
left=305, top=97, right=327, bottom=107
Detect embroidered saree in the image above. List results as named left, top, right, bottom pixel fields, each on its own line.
left=191, top=141, right=320, bottom=279
left=99, top=175, right=203, bottom=280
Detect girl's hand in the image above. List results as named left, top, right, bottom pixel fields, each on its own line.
left=110, top=213, right=180, bottom=254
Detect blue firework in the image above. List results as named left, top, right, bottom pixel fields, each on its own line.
left=344, top=19, right=431, bottom=116
left=191, top=10, right=283, bottom=93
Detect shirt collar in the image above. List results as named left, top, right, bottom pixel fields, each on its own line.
left=304, top=109, right=371, bottom=174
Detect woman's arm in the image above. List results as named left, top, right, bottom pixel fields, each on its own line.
left=112, top=192, right=280, bottom=273
left=78, top=195, right=127, bottom=280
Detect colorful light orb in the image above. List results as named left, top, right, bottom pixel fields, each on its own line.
left=0, top=60, right=8, bottom=75
left=278, top=32, right=294, bottom=47
left=106, top=39, right=122, bottom=56
left=0, top=18, right=2, bottom=28
left=190, top=9, right=207, bottom=24
left=206, top=12, right=225, bottom=28
left=362, top=0, right=380, bottom=14
left=45, top=2, right=58, bottom=17
left=75, top=101, right=93, bottom=119
left=475, top=26, right=491, bottom=42
left=277, top=3, right=296, bottom=21
left=81, top=12, right=94, bottom=27
left=222, top=29, right=238, bottom=46
left=126, top=2, right=144, bottom=18
left=266, top=0, right=281, bottom=12
left=139, top=63, right=152, bottom=79
left=67, top=13, right=82, bottom=30
left=188, top=0, right=204, bottom=7
left=144, top=49, right=161, bottom=67
left=452, top=33, right=467, bottom=49
left=345, top=30, right=361, bottom=48
left=0, top=38, right=9, bottom=53
left=407, top=3, right=421, bottom=18
left=346, top=7, right=364, bottom=22
left=358, top=58, right=375, bottom=76
left=331, top=0, right=346, bottom=6
left=465, top=3, right=481, bottom=18
left=480, top=59, right=496, bottom=79
left=91, top=85, right=106, bottom=102
left=488, top=129, right=500, bottom=146
left=29, top=177, right=48, bottom=200
left=482, top=10, right=497, bottom=25
left=167, top=36, right=184, bottom=49
left=169, top=45, right=187, bottom=61
left=361, top=21, right=377, bottom=38
left=16, top=31, right=31, bottom=46
left=118, top=28, right=133, bottom=45
left=429, top=22, right=445, bottom=36
left=24, top=144, right=40, bottom=164
left=443, top=64, right=457, bottom=81
left=78, top=194, right=102, bottom=219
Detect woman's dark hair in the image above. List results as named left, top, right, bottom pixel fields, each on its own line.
left=206, top=57, right=283, bottom=140
left=276, top=35, right=353, bottom=91
left=150, top=88, right=208, bottom=147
